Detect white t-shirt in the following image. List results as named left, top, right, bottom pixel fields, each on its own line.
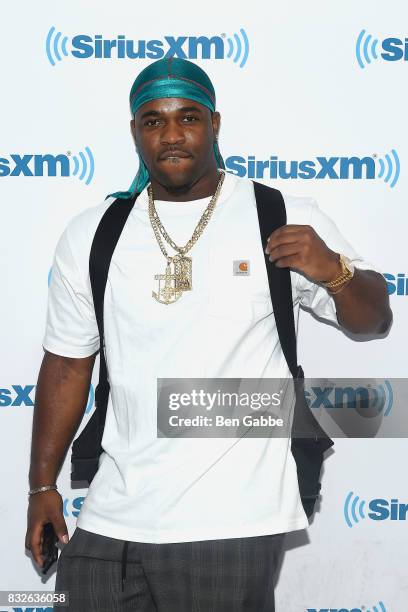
left=43, top=170, right=382, bottom=543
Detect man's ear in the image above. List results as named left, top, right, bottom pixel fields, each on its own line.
left=211, top=111, right=221, bottom=141
left=130, top=118, right=135, bottom=136
left=130, top=118, right=137, bottom=148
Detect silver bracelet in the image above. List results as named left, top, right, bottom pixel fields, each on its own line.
left=28, top=484, right=58, bottom=496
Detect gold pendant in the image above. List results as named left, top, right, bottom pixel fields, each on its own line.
left=152, top=255, right=193, bottom=304
left=173, top=253, right=192, bottom=292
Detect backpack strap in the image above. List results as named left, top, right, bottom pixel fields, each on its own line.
left=89, top=193, right=139, bottom=386
left=252, top=180, right=300, bottom=379
left=71, top=193, right=139, bottom=484
left=252, top=180, right=334, bottom=518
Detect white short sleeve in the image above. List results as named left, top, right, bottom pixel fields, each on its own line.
left=42, top=222, right=100, bottom=358
left=291, top=198, right=383, bottom=325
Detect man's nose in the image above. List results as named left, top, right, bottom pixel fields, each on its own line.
left=160, top=120, right=186, bottom=145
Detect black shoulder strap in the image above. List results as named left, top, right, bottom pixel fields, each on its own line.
left=90, top=192, right=139, bottom=389
left=252, top=180, right=300, bottom=379
left=71, top=193, right=139, bottom=484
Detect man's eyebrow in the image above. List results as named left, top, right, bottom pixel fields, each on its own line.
left=138, top=105, right=204, bottom=121
left=139, top=109, right=161, bottom=121
left=177, top=106, right=203, bottom=114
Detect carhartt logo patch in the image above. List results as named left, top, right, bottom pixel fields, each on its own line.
left=233, top=260, right=250, bottom=275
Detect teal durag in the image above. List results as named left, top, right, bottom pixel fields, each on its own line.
left=106, top=57, right=225, bottom=200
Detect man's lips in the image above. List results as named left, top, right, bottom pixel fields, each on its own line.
left=158, top=151, right=192, bottom=160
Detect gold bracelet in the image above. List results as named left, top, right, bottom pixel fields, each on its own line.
left=322, top=254, right=354, bottom=289
left=327, top=276, right=354, bottom=295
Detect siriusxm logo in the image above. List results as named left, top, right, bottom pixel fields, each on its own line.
left=344, top=492, right=408, bottom=527
left=0, top=148, right=94, bottom=185
left=45, top=26, right=249, bottom=68
left=357, top=29, right=408, bottom=68
left=307, top=603, right=386, bottom=612
left=225, top=150, right=400, bottom=188
left=304, top=381, right=393, bottom=416
left=63, top=496, right=85, bottom=518
left=384, top=273, right=408, bottom=296
left=0, top=384, right=94, bottom=413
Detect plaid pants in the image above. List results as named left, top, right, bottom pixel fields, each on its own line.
left=54, top=526, right=285, bottom=611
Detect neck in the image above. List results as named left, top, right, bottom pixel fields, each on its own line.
left=149, top=167, right=221, bottom=202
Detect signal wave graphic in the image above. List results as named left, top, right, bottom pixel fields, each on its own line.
left=367, top=602, right=387, bottom=612
left=373, top=380, right=393, bottom=416
left=376, top=149, right=400, bottom=189
left=46, top=26, right=69, bottom=66
left=225, top=28, right=250, bottom=68
left=344, top=491, right=366, bottom=527
left=356, top=29, right=379, bottom=68
left=71, top=147, right=95, bottom=185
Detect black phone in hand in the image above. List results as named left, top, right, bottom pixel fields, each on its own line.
left=41, top=522, right=59, bottom=574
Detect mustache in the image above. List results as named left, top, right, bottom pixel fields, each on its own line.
left=158, top=148, right=193, bottom=160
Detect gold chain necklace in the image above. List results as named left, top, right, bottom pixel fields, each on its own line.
left=148, top=170, right=225, bottom=304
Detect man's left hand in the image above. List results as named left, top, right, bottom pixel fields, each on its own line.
left=265, top=224, right=342, bottom=284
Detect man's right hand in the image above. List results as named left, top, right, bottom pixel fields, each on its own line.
left=26, top=350, right=96, bottom=569
left=25, top=490, right=69, bottom=568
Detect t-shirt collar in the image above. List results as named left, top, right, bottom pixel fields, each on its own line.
left=135, top=169, right=237, bottom=211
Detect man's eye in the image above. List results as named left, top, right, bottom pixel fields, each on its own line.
left=145, top=119, right=160, bottom=127
left=182, top=115, right=198, bottom=122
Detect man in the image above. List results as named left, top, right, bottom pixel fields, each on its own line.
left=26, top=57, right=392, bottom=611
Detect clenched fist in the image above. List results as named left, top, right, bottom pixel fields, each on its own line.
left=265, top=224, right=342, bottom=284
